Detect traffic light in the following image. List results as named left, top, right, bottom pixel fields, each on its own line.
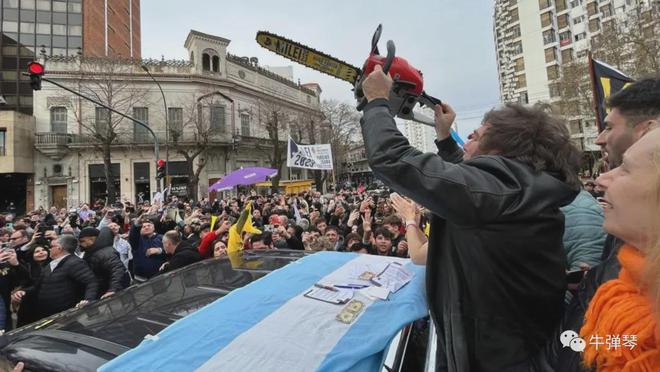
left=27, top=61, right=45, bottom=91
left=156, top=160, right=166, bottom=179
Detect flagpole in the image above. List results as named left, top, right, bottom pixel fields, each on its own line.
left=587, top=51, right=603, bottom=133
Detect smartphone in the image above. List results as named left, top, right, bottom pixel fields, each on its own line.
left=264, top=224, right=274, bottom=232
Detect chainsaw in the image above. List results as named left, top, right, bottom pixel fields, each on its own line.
left=256, top=25, right=444, bottom=128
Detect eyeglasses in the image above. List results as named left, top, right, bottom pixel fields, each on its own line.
left=9, top=237, right=21, bottom=241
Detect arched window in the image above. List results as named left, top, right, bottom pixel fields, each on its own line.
left=202, top=53, right=210, bottom=71
left=212, top=56, right=219, bottom=72
left=50, top=107, right=67, bottom=133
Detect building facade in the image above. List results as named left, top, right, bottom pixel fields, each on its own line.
left=82, top=0, right=140, bottom=59
left=493, top=0, right=657, bottom=152
left=31, top=30, right=323, bottom=209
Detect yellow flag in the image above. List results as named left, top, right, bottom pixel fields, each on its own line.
left=227, top=202, right=262, bottom=254
left=210, top=215, right=218, bottom=231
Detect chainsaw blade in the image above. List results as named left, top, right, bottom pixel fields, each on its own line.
left=256, top=31, right=361, bottom=84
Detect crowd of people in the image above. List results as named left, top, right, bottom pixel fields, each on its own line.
left=0, top=72, right=658, bottom=371
left=0, top=182, right=434, bottom=332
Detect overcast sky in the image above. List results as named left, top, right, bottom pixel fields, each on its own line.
left=141, top=0, right=501, bottom=137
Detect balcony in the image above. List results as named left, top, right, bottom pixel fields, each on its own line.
left=66, top=130, right=237, bottom=149
left=34, top=132, right=72, bottom=161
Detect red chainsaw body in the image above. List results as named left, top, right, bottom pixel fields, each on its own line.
left=362, top=54, right=424, bottom=96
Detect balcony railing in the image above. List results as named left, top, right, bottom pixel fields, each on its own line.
left=35, top=132, right=72, bottom=145
left=66, top=130, right=235, bottom=146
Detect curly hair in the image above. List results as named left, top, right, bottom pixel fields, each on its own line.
left=479, top=103, right=582, bottom=189
left=608, top=78, right=660, bottom=126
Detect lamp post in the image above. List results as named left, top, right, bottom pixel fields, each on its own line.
left=141, top=65, right=169, bottom=188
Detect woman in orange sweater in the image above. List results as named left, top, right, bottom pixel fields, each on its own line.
left=579, top=128, right=660, bottom=370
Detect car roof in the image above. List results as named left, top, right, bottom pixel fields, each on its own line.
left=1, top=250, right=307, bottom=372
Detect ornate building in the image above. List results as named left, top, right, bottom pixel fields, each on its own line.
left=31, top=30, right=324, bottom=208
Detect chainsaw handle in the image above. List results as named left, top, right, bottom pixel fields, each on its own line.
left=357, top=40, right=396, bottom=111
left=382, top=40, right=395, bottom=75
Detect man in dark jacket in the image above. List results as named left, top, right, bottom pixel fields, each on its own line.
left=360, top=66, right=581, bottom=371
left=160, top=231, right=202, bottom=273
left=78, top=227, right=129, bottom=299
left=128, top=219, right=166, bottom=280
left=12, top=235, right=98, bottom=321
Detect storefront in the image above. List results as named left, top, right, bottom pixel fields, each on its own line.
left=166, top=161, right=189, bottom=198
left=133, top=162, right=151, bottom=204
left=89, top=163, right=120, bottom=204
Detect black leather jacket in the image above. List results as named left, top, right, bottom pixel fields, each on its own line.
left=83, top=227, right=130, bottom=296
left=360, top=99, right=579, bottom=372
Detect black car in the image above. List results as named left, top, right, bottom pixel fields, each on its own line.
left=0, top=250, right=309, bottom=372
left=1, top=250, right=432, bottom=372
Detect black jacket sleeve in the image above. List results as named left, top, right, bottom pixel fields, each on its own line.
left=360, top=99, right=527, bottom=226
left=68, top=258, right=99, bottom=301
left=128, top=223, right=140, bottom=253
left=163, top=250, right=201, bottom=273
left=285, top=236, right=304, bottom=251
left=105, top=251, right=129, bottom=292
left=435, top=136, right=464, bottom=164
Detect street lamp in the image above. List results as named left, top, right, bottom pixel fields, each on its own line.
left=141, top=65, right=169, bottom=187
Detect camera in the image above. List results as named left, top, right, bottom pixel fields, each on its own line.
left=68, top=213, right=79, bottom=228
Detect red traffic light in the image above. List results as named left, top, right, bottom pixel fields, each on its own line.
left=27, top=61, right=45, bottom=75
left=157, top=159, right=166, bottom=167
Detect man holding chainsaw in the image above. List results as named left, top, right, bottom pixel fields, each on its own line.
left=360, top=65, right=582, bottom=371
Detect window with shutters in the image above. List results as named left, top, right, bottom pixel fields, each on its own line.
left=510, top=7, right=519, bottom=22
left=539, top=0, right=552, bottom=10
left=600, top=4, right=612, bottom=17
left=545, top=47, right=557, bottom=62
left=549, top=83, right=561, bottom=98
left=511, top=41, right=523, bottom=55
left=557, top=14, right=569, bottom=29
left=240, top=113, right=250, bottom=137
left=587, top=2, right=598, bottom=16
left=547, top=65, right=560, bottom=80
left=561, top=48, right=574, bottom=62
left=559, top=30, right=572, bottom=46
left=133, top=107, right=149, bottom=143
left=556, top=0, right=567, bottom=12
left=510, top=25, right=521, bottom=38
left=543, top=29, right=557, bottom=44
left=589, top=19, right=601, bottom=32
left=210, top=105, right=226, bottom=131
left=541, top=11, right=553, bottom=27
left=95, top=107, right=110, bottom=135
left=168, top=107, right=183, bottom=140
left=50, top=107, right=67, bottom=133
left=569, top=120, right=582, bottom=134
left=514, top=57, right=525, bottom=72
left=516, top=74, right=527, bottom=89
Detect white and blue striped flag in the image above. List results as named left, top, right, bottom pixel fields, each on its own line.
left=99, top=252, right=427, bottom=372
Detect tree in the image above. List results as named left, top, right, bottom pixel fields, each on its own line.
left=168, top=91, right=219, bottom=202
left=289, top=111, right=330, bottom=193
left=256, top=100, right=291, bottom=193
left=65, top=56, right=148, bottom=205
left=320, top=100, right=361, bottom=188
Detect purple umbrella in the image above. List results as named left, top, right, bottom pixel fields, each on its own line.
left=208, top=167, right=278, bottom=192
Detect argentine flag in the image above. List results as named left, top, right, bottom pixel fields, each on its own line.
left=100, top=252, right=427, bottom=371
